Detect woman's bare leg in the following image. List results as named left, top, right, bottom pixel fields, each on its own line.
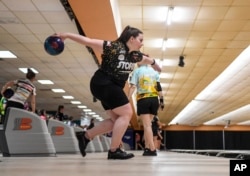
left=85, top=103, right=132, bottom=151
left=109, top=103, right=133, bottom=151
left=86, top=110, right=118, bottom=139
left=140, top=114, right=155, bottom=151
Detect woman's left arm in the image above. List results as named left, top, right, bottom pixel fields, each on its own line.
left=138, top=55, right=161, bottom=72
left=30, top=95, right=36, bottom=113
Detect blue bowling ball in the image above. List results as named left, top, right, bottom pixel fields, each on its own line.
left=44, top=36, right=64, bottom=56
left=3, top=88, right=14, bottom=99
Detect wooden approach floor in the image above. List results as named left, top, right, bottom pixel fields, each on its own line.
left=0, top=151, right=230, bottom=176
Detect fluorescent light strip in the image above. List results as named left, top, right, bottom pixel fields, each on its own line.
left=155, top=59, right=163, bottom=69
left=78, top=105, right=87, bottom=108
left=19, top=68, right=39, bottom=74
left=160, top=73, right=172, bottom=79
left=161, top=58, right=179, bottom=67
left=88, top=112, right=96, bottom=115
left=38, top=80, right=54, bottom=85
left=204, top=104, right=250, bottom=125
left=71, top=101, right=81, bottom=104
left=63, top=95, right=74, bottom=99
left=52, top=89, right=65, bottom=93
left=96, top=117, right=104, bottom=121
left=167, top=7, right=174, bottom=25
left=196, top=45, right=250, bottom=101
left=83, top=109, right=91, bottom=112
left=238, top=120, right=250, bottom=125
left=110, top=0, right=122, bottom=36
left=160, top=83, right=169, bottom=88
left=0, top=51, right=17, bottom=58
left=169, top=100, right=200, bottom=125
left=162, top=39, right=167, bottom=51
left=169, top=45, right=250, bottom=125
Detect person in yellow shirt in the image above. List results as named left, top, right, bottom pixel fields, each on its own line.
left=128, top=63, right=164, bottom=156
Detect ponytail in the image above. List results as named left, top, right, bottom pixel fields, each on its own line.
left=26, top=68, right=36, bottom=80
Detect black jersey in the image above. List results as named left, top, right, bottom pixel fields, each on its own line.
left=99, top=40, right=143, bottom=87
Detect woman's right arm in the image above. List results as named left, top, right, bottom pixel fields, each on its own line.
left=55, top=33, right=104, bottom=54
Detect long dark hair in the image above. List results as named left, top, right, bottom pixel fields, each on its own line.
left=117, top=25, right=143, bottom=44
left=57, top=105, right=64, bottom=112
left=40, top=109, right=46, bottom=116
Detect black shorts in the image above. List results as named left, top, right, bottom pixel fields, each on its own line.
left=137, top=97, right=159, bottom=116
left=152, top=129, right=158, bottom=136
left=90, top=70, right=129, bottom=110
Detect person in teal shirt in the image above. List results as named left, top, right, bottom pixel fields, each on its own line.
left=129, top=63, right=164, bottom=156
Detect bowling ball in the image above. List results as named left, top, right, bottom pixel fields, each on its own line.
left=3, top=88, right=14, bottom=99
left=44, top=36, right=64, bottom=56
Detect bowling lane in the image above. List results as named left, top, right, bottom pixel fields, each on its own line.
left=0, top=151, right=230, bottom=176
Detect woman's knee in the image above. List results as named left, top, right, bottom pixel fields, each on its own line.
left=113, top=103, right=133, bottom=118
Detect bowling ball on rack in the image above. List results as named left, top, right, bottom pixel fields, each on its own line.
left=44, top=36, right=64, bottom=56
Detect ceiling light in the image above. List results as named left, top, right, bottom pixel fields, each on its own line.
left=159, top=73, right=172, bottom=79
left=169, top=100, right=200, bottom=125
left=155, top=59, right=163, bottom=69
left=204, top=104, right=250, bottom=125
left=166, top=6, right=174, bottom=25
left=110, top=0, right=122, bottom=36
left=143, top=6, right=168, bottom=22
left=164, top=38, right=182, bottom=48
left=196, top=45, right=250, bottom=101
left=170, top=45, right=250, bottom=125
left=162, top=39, right=167, bottom=51
left=144, top=38, right=163, bottom=48
left=52, top=89, right=65, bottom=93
left=38, top=80, right=54, bottom=84
left=83, top=109, right=91, bottom=112
left=0, top=51, right=17, bottom=58
left=96, top=117, right=104, bottom=121
left=63, top=95, right=74, bottom=99
left=88, top=112, right=96, bottom=115
left=161, top=58, right=178, bottom=66
left=19, top=68, right=38, bottom=74
left=71, top=101, right=81, bottom=104
left=160, top=83, right=169, bottom=88
left=78, top=105, right=87, bottom=108
left=238, top=120, right=250, bottom=125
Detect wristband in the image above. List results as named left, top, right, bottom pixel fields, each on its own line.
left=160, top=97, right=164, bottom=104
left=160, top=98, right=164, bottom=110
